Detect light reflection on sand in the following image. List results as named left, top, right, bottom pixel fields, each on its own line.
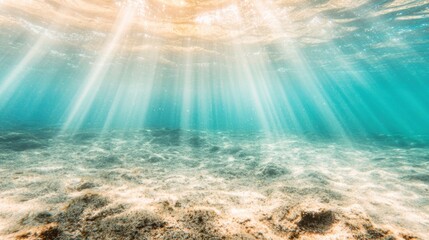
left=0, top=129, right=428, bottom=239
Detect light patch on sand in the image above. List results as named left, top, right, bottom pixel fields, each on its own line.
left=0, top=129, right=428, bottom=238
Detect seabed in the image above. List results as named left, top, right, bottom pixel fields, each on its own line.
left=0, top=129, right=428, bottom=239
left=0, top=0, right=429, bottom=239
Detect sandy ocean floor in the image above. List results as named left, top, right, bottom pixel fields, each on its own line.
left=0, top=129, right=428, bottom=239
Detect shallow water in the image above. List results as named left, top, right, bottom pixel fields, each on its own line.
left=1, top=0, right=429, bottom=239
left=0, top=129, right=428, bottom=239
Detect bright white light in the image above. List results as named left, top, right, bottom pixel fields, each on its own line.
left=195, top=5, right=240, bottom=25
left=0, top=37, right=46, bottom=110
left=115, top=0, right=146, bottom=16
left=63, top=5, right=135, bottom=131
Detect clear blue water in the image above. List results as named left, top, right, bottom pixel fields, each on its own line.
left=0, top=0, right=429, bottom=238
left=1, top=47, right=428, bottom=137
left=0, top=1, right=428, bottom=138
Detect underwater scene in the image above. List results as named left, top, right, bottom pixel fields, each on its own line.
left=0, top=0, right=429, bottom=239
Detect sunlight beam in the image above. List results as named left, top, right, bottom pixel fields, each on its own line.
left=252, top=0, right=349, bottom=137
left=0, top=37, right=47, bottom=110
left=62, top=5, right=135, bottom=132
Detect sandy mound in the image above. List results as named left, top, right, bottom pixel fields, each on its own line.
left=11, top=193, right=419, bottom=240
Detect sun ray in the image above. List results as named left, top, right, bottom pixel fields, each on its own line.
left=248, top=0, right=357, bottom=137
left=0, top=37, right=47, bottom=110
left=178, top=38, right=195, bottom=130
left=1, top=1, right=429, bottom=239
left=0, top=5, right=70, bottom=111
left=62, top=4, right=135, bottom=132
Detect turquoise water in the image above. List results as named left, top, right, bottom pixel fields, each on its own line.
left=1, top=45, right=428, bottom=136
left=0, top=2, right=428, bottom=137
left=0, top=0, right=429, bottom=239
